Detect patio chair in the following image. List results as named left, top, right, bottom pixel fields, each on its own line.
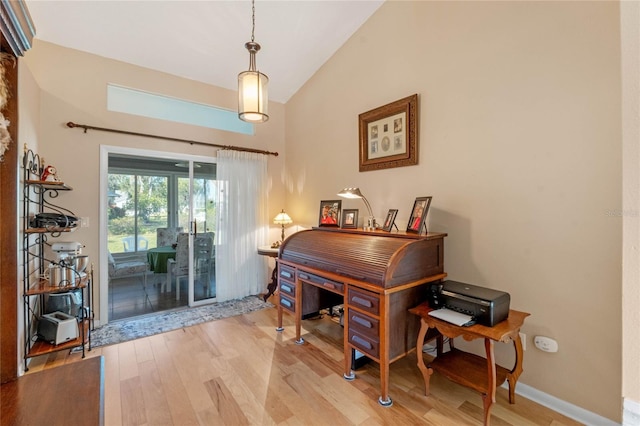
left=166, top=233, right=189, bottom=300
left=156, top=227, right=184, bottom=247
left=122, top=235, right=149, bottom=252
left=107, top=251, right=149, bottom=288
left=166, top=232, right=215, bottom=300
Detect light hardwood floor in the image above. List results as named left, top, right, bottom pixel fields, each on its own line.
left=29, top=307, right=582, bottom=425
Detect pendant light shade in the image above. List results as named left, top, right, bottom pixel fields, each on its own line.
left=238, top=1, right=269, bottom=123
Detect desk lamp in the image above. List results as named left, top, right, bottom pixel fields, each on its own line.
left=273, top=209, right=292, bottom=247
left=337, top=187, right=377, bottom=230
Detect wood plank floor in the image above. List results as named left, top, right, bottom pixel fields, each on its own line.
left=28, top=307, right=583, bottom=425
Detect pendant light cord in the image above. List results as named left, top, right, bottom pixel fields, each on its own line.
left=251, top=0, right=256, bottom=43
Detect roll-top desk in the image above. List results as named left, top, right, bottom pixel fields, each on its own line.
left=276, top=228, right=447, bottom=406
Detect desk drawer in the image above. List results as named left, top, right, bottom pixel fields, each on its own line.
left=297, top=271, right=344, bottom=294
left=279, top=265, right=296, bottom=281
left=348, top=329, right=380, bottom=359
left=347, top=308, right=379, bottom=338
left=279, top=294, right=296, bottom=313
left=278, top=281, right=296, bottom=298
left=347, top=287, right=380, bottom=316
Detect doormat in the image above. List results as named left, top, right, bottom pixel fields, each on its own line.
left=90, top=295, right=273, bottom=348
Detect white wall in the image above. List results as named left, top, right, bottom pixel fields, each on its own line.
left=285, top=1, right=622, bottom=422
left=621, top=0, right=640, bottom=422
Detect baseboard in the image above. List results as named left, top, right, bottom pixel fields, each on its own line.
left=624, top=398, right=640, bottom=425
left=503, top=382, right=619, bottom=426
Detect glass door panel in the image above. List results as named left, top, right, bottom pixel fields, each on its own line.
left=177, top=161, right=217, bottom=306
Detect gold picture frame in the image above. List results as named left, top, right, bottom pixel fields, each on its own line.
left=359, top=94, right=419, bottom=172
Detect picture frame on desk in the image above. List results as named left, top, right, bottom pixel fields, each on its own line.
left=318, top=200, right=341, bottom=227
left=341, top=209, right=358, bottom=229
left=358, top=94, right=418, bottom=172
left=381, top=209, right=398, bottom=232
left=406, top=196, right=432, bottom=234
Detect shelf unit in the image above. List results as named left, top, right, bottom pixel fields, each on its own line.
left=21, top=148, right=92, bottom=371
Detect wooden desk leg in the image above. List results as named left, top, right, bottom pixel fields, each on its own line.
left=343, top=313, right=355, bottom=381
left=483, top=338, right=497, bottom=426
left=378, top=361, right=392, bottom=406
left=507, top=332, right=524, bottom=404
left=276, top=302, right=284, bottom=332
left=416, top=318, right=434, bottom=396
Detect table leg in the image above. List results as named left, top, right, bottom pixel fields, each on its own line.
left=507, top=332, right=524, bottom=404
left=483, top=338, right=497, bottom=426
left=416, top=318, right=434, bottom=396
left=264, top=266, right=278, bottom=302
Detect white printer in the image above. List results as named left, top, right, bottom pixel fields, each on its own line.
left=37, top=311, right=79, bottom=345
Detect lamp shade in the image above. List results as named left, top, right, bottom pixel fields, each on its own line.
left=273, top=210, right=292, bottom=225
left=338, top=187, right=376, bottom=229
left=238, top=69, right=269, bottom=123
left=337, top=187, right=364, bottom=199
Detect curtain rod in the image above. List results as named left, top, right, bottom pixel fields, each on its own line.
left=66, top=121, right=279, bottom=157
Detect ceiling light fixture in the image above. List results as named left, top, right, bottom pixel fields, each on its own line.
left=238, top=0, right=269, bottom=123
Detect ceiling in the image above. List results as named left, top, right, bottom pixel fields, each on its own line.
left=25, top=0, right=384, bottom=104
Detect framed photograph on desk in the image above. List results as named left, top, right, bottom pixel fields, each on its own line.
left=318, top=200, right=341, bottom=227
left=406, top=196, right=432, bottom=234
left=381, top=209, right=398, bottom=232
left=341, top=209, right=358, bottom=229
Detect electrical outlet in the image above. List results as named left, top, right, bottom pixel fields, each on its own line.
left=534, top=335, right=558, bottom=353
left=80, top=217, right=89, bottom=227
left=519, top=332, right=526, bottom=351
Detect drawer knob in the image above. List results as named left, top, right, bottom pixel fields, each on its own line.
left=299, top=273, right=309, bottom=280
left=323, top=282, right=335, bottom=289
left=351, top=335, right=372, bottom=349
left=351, top=315, right=372, bottom=328
left=281, top=271, right=292, bottom=278
left=281, top=284, right=292, bottom=293
left=352, top=296, right=373, bottom=308
left=280, top=298, right=292, bottom=307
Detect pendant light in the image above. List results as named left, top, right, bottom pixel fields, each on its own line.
left=238, top=0, right=269, bottom=123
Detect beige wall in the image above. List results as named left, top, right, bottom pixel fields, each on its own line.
left=16, top=0, right=634, bottom=422
left=20, top=39, right=287, bottom=326
left=286, top=1, right=622, bottom=422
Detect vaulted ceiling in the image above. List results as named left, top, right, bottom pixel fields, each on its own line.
left=26, top=0, right=384, bottom=103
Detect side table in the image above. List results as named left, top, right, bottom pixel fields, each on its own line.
left=257, top=245, right=279, bottom=301
left=409, top=302, right=530, bottom=426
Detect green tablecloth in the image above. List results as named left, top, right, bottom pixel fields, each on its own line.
left=147, top=246, right=176, bottom=273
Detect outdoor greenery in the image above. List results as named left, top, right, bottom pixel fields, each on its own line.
left=107, top=171, right=216, bottom=254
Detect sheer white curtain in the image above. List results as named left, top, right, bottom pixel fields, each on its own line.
left=215, top=150, right=269, bottom=301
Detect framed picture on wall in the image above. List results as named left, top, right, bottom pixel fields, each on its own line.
left=341, top=209, right=358, bottom=229
left=381, top=209, right=398, bottom=232
left=406, top=196, right=432, bottom=234
left=359, top=94, right=419, bottom=172
left=318, top=200, right=341, bottom=227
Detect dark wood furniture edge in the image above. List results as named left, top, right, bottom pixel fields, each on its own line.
left=1, top=356, right=105, bottom=425
left=0, top=42, right=18, bottom=384
left=311, top=226, right=447, bottom=240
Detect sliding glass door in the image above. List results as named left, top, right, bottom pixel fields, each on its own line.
left=177, top=160, right=217, bottom=306
left=105, top=151, right=217, bottom=321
